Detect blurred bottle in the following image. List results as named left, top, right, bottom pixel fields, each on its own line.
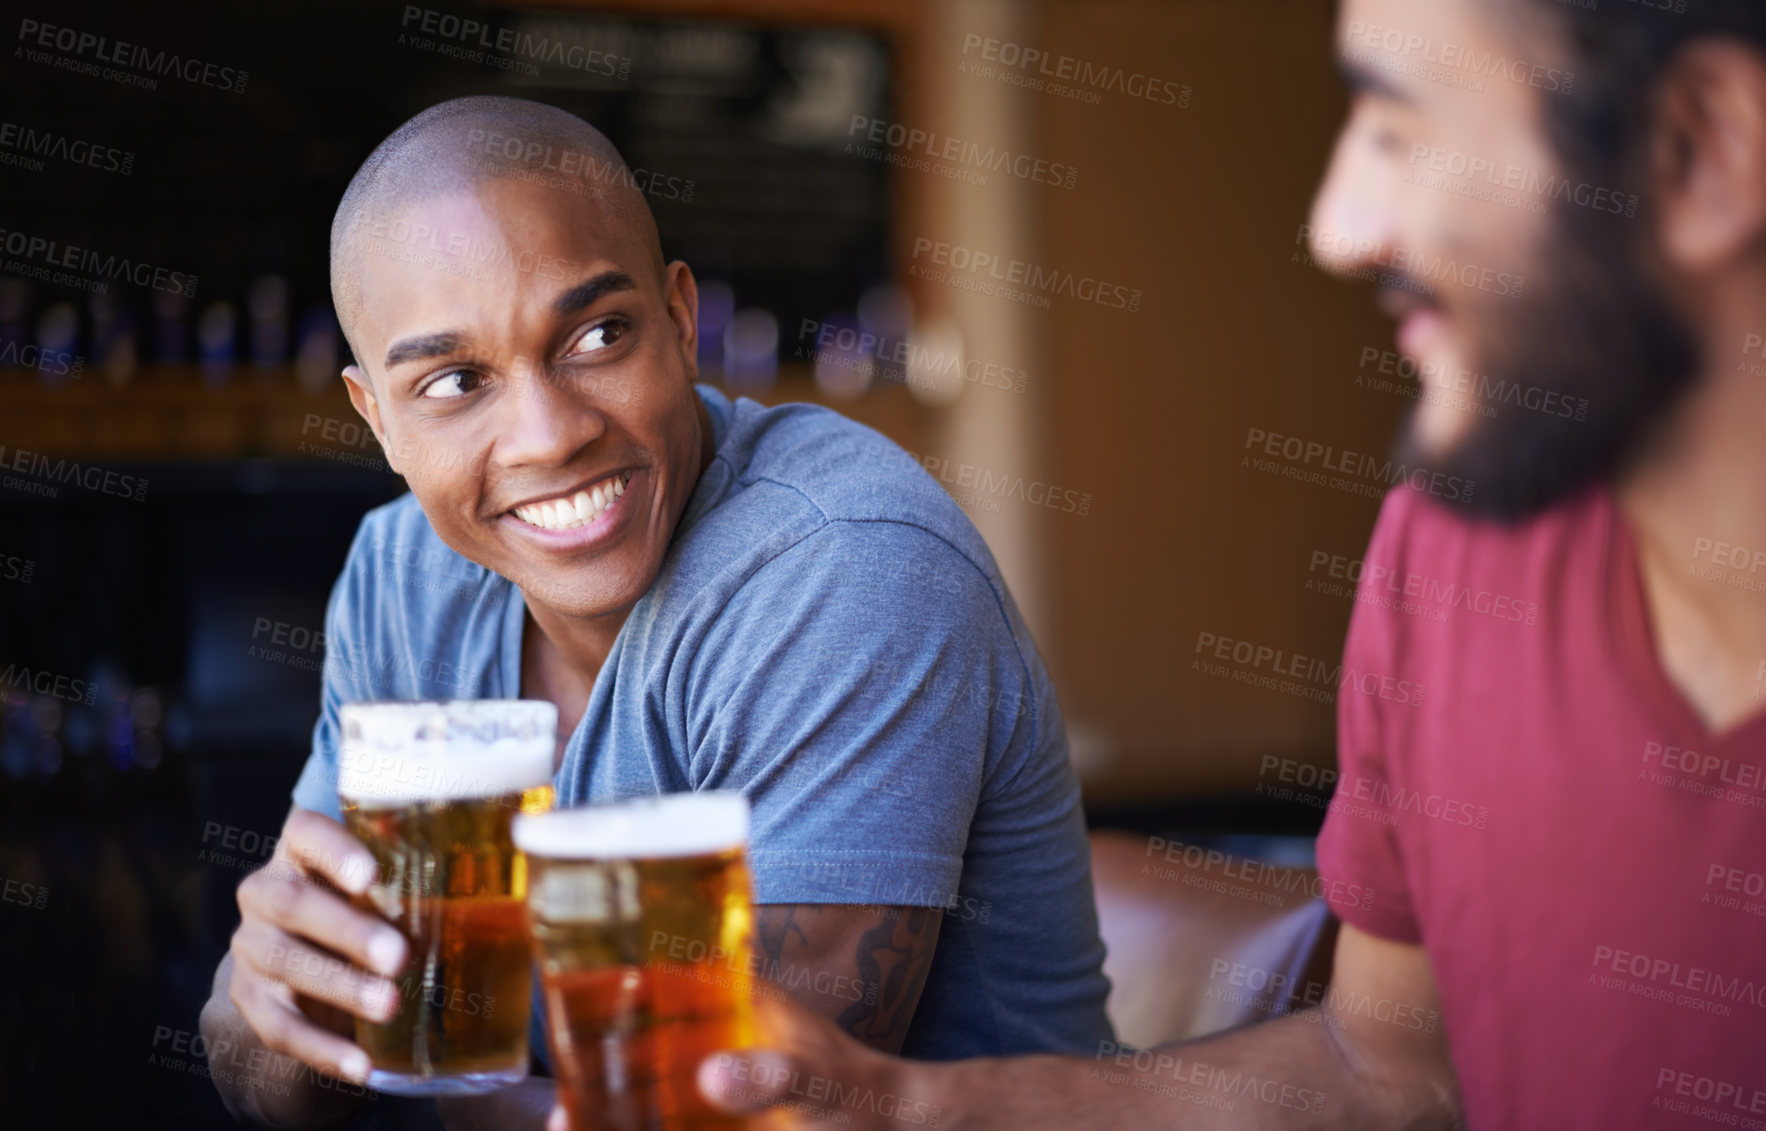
left=696, top=280, right=734, bottom=378
left=197, top=301, right=237, bottom=387
left=153, top=290, right=192, bottom=365
left=723, top=307, right=778, bottom=388
left=89, top=291, right=136, bottom=387
left=296, top=307, right=340, bottom=394
left=249, top=275, right=289, bottom=373
left=32, top=302, right=78, bottom=388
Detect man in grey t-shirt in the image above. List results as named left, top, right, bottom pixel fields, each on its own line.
left=199, top=95, right=1110, bottom=1128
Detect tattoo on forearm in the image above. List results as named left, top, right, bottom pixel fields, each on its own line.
left=753, top=904, right=942, bottom=1052
left=757, top=905, right=808, bottom=975
left=836, top=907, right=939, bottom=1047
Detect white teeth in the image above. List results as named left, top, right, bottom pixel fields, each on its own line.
left=512, top=473, right=628, bottom=531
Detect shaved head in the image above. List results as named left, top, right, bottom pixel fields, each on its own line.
left=330, top=95, right=665, bottom=364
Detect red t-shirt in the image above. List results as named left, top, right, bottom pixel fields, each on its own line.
left=1316, top=484, right=1766, bottom=1130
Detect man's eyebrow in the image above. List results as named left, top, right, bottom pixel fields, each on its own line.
left=554, top=271, right=637, bottom=318
left=384, top=331, right=468, bottom=370
left=1337, top=56, right=1415, bottom=106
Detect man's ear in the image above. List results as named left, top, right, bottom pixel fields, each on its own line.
left=341, top=364, right=401, bottom=473
left=663, top=260, right=700, bottom=381
left=1651, top=40, right=1766, bottom=273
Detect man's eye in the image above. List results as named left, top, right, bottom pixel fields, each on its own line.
left=421, top=369, right=483, bottom=399
left=566, top=318, right=629, bottom=357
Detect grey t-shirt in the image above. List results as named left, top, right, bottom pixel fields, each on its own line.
left=291, top=383, right=1113, bottom=1060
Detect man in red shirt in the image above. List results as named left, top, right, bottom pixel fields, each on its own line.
left=680, top=0, right=1766, bottom=1127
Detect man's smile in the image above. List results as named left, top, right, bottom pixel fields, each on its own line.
left=502, top=468, right=635, bottom=536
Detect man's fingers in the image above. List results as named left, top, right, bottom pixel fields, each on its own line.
left=232, top=922, right=399, bottom=1022
left=232, top=969, right=373, bottom=1084
left=280, top=808, right=379, bottom=895
left=698, top=1050, right=800, bottom=1115
left=237, top=867, right=407, bottom=978
left=548, top=1103, right=569, bottom=1131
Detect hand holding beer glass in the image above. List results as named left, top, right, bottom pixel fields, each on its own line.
left=337, top=700, right=557, bottom=1095
left=515, top=792, right=758, bottom=1131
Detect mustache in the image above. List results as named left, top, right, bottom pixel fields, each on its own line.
left=1376, top=283, right=1441, bottom=322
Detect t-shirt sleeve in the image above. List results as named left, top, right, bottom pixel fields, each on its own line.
left=289, top=524, right=375, bottom=821
left=1315, top=489, right=1423, bottom=944
left=680, top=520, right=1026, bottom=908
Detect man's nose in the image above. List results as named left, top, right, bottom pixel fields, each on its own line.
left=493, top=362, right=607, bottom=467
left=1305, top=146, right=1402, bottom=279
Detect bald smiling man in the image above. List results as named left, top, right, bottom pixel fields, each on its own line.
left=197, top=96, right=1112, bottom=1128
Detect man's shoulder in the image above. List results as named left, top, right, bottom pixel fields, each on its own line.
left=712, top=392, right=992, bottom=565
left=1372, top=480, right=1611, bottom=579
left=333, top=492, right=496, bottom=621
left=1348, top=481, right=1611, bottom=658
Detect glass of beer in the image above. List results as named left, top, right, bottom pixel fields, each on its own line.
left=337, top=699, right=557, bottom=1096
left=515, top=792, right=757, bottom=1131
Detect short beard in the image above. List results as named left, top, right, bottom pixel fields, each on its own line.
left=1395, top=197, right=1704, bottom=524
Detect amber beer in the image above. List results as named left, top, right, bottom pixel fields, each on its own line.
left=337, top=700, right=557, bottom=1096
left=515, top=792, right=756, bottom=1131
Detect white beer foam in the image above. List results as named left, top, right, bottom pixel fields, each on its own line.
left=514, top=792, right=750, bottom=859
left=338, top=700, right=556, bottom=809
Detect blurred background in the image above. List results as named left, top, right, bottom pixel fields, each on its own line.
left=0, top=0, right=1403, bottom=1124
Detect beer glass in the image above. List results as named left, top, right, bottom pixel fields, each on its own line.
left=337, top=699, right=557, bottom=1096
left=515, top=792, right=757, bottom=1131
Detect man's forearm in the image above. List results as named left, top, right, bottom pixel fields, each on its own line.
left=199, top=953, right=370, bottom=1128
left=926, top=1010, right=1460, bottom=1131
